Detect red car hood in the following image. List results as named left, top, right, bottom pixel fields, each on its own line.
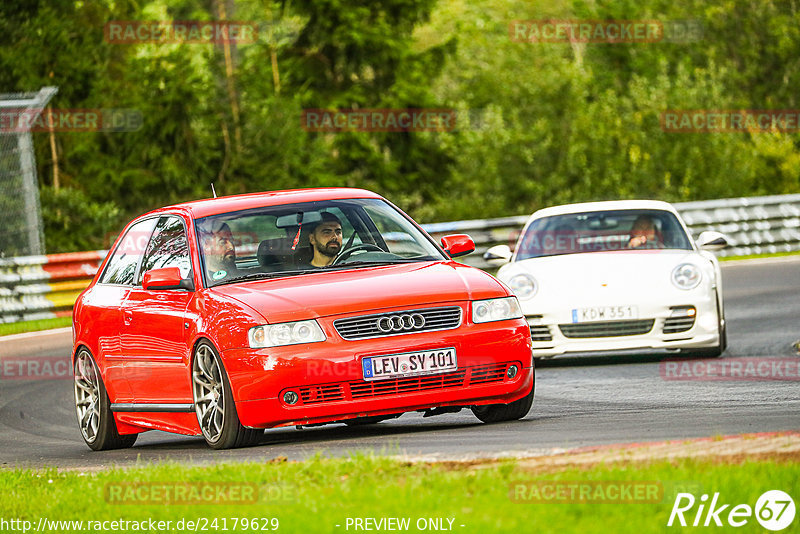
left=211, top=261, right=507, bottom=323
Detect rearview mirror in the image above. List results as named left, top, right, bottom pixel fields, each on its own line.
left=276, top=211, right=323, bottom=229
left=142, top=267, right=194, bottom=291
left=696, top=231, right=729, bottom=251
left=483, top=244, right=512, bottom=265
left=440, top=234, right=475, bottom=258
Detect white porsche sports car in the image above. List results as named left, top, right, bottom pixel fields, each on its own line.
left=485, top=200, right=729, bottom=359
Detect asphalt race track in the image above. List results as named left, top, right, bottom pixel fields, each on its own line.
left=1, top=257, right=798, bottom=469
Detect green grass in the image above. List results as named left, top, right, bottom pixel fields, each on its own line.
left=0, top=455, right=796, bottom=533
left=0, top=316, right=72, bottom=337
left=719, top=250, right=800, bottom=262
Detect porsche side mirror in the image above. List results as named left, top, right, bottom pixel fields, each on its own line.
left=441, top=234, right=475, bottom=258
left=696, top=231, right=729, bottom=251
left=483, top=244, right=512, bottom=265
left=142, top=267, right=194, bottom=291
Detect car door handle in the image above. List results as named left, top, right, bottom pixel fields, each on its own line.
left=123, top=310, right=133, bottom=326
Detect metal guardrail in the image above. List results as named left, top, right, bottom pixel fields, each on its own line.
left=0, top=251, right=106, bottom=323
left=0, top=194, right=798, bottom=324
left=675, top=194, right=800, bottom=257
left=423, top=193, right=800, bottom=270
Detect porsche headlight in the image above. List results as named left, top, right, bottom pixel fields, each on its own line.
left=508, top=273, right=537, bottom=299
left=672, top=263, right=701, bottom=290
left=248, top=320, right=326, bottom=348
left=472, top=297, right=523, bottom=324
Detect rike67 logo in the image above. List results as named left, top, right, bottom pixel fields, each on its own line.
left=668, top=490, right=795, bottom=530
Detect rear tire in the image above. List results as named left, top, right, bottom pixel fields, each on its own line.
left=471, top=382, right=535, bottom=424
left=192, top=341, right=262, bottom=449
left=73, top=349, right=138, bottom=451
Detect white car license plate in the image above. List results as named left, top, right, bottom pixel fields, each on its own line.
left=572, top=306, right=638, bottom=323
left=362, top=347, right=457, bottom=381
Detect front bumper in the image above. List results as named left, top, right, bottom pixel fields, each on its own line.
left=223, top=308, right=533, bottom=428
left=525, top=294, right=722, bottom=357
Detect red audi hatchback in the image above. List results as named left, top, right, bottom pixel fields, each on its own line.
left=72, top=188, right=534, bottom=450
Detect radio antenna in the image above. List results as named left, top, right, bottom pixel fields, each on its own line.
left=211, top=183, right=217, bottom=198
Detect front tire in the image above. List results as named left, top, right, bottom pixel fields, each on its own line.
left=471, top=382, right=535, bottom=424
left=192, top=341, right=262, bottom=449
left=682, top=322, right=727, bottom=359
left=73, top=349, right=137, bottom=451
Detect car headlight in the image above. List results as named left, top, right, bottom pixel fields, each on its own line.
left=508, top=273, right=537, bottom=299
left=248, top=320, right=326, bottom=348
left=472, top=297, right=523, bottom=324
left=672, top=263, right=702, bottom=290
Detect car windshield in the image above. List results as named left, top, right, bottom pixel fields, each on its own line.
left=195, top=198, right=446, bottom=286
left=515, top=209, right=693, bottom=260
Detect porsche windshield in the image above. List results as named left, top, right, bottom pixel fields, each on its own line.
left=196, top=198, right=445, bottom=286
left=515, top=209, right=693, bottom=260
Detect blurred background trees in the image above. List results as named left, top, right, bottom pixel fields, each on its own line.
left=0, top=0, right=797, bottom=251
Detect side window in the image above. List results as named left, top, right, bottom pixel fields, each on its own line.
left=138, top=216, right=191, bottom=284
left=99, top=218, right=158, bottom=285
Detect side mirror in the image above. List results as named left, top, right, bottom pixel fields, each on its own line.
left=142, top=267, right=194, bottom=291
left=483, top=244, right=512, bottom=265
left=440, top=234, right=475, bottom=258
left=696, top=231, right=729, bottom=251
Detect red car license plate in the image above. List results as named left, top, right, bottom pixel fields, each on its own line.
left=362, top=348, right=457, bottom=381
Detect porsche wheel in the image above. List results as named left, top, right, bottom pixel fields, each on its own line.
left=192, top=341, right=262, bottom=449
left=682, top=323, right=727, bottom=358
left=73, top=349, right=137, bottom=451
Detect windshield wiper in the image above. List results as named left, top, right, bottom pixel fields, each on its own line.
left=326, top=258, right=435, bottom=269
left=214, top=258, right=437, bottom=284
left=214, top=270, right=311, bottom=285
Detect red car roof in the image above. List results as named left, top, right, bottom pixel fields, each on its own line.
left=151, top=188, right=383, bottom=219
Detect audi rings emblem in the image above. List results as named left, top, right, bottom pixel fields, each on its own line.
left=376, top=313, right=426, bottom=333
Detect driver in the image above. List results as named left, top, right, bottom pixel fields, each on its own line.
left=199, top=220, right=241, bottom=281
left=306, top=212, right=343, bottom=267
left=627, top=215, right=663, bottom=249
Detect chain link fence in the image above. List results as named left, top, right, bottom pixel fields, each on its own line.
left=0, top=87, right=58, bottom=258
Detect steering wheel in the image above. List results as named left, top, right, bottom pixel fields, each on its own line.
left=332, top=243, right=385, bottom=265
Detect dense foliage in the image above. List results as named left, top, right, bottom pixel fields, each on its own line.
left=0, top=0, right=797, bottom=252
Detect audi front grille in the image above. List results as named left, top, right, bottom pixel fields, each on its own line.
left=333, top=306, right=463, bottom=340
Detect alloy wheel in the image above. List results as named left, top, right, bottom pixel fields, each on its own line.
left=192, top=344, right=226, bottom=443
left=74, top=350, right=100, bottom=443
